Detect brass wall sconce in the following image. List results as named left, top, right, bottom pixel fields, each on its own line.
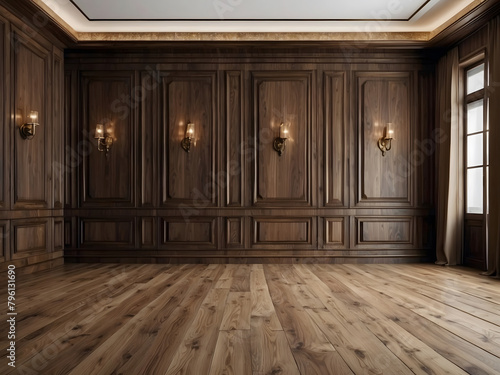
left=181, top=122, right=195, bottom=153
left=378, top=123, right=394, bottom=156
left=94, top=124, right=114, bottom=154
left=19, top=111, right=39, bottom=140
left=273, top=122, right=290, bottom=156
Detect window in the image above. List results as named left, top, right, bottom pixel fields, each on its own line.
left=464, top=63, right=488, bottom=214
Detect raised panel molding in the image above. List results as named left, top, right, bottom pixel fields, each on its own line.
left=356, top=72, right=412, bottom=207
left=324, top=72, right=347, bottom=207
left=80, top=218, right=135, bottom=247
left=12, top=30, right=50, bottom=208
left=0, top=221, right=8, bottom=262
left=252, top=71, right=313, bottom=207
left=161, top=72, right=217, bottom=207
left=54, top=220, right=63, bottom=250
left=252, top=217, right=315, bottom=247
left=52, top=47, right=64, bottom=209
left=323, top=217, right=347, bottom=248
left=141, top=217, right=156, bottom=247
left=355, top=217, right=414, bottom=246
left=81, top=72, right=135, bottom=207
left=226, top=217, right=244, bottom=247
left=161, top=217, right=216, bottom=248
left=225, top=71, right=244, bottom=207
left=0, top=17, right=5, bottom=210
left=12, top=219, right=48, bottom=259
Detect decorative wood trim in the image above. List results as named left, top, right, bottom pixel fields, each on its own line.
left=80, top=218, right=135, bottom=248
left=354, top=216, right=414, bottom=247
left=251, top=217, right=315, bottom=248
left=160, top=217, right=217, bottom=249
left=226, top=217, right=244, bottom=247
left=11, top=219, right=49, bottom=259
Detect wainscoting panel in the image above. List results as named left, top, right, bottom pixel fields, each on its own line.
left=356, top=72, right=412, bottom=207
left=160, top=72, right=217, bottom=207
left=161, top=217, right=217, bottom=249
left=80, top=218, right=135, bottom=248
left=12, top=219, right=49, bottom=260
left=12, top=29, right=50, bottom=208
left=252, top=217, right=315, bottom=248
left=355, top=217, right=414, bottom=247
left=81, top=72, right=135, bottom=207
left=252, top=71, right=313, bottom=207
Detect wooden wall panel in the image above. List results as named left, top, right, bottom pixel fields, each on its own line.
left=324, top=217, right=347, bottom=248
left=141, top=217, right=156, bottom=247
left=0, top=16, right=5, bottom=210
left=54, top=220, right=63, bottom=250
left=0, top=221, right=7, bottom=262
left=81, top=72, right=135, bottom=207
left=324, top=72, right=347, bottom=207
left=225, top=71, right=244, bottom=207
left=252, top=217, right=315, bottom=247
left=81, top=218, right=134, bottom=247
left=139, top=72, right=158, bottom=207
left=161, top=217, right=216, bottom=248
left=52, top=47, right=64, bottom=208
left=357, top=72, right=411, bottom=206
left=161, top=72, right=217, bottom=207
left=13, top=31, right=50, bottom=208
left=226, top=217, right=244, bottom=247
left=356, top=217, right=413, bottom=245
left=253, top=72, right=312, bottom=206
left=12, top=220, right=48, bottom=259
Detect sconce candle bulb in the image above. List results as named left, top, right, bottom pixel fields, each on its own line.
left=94, top=123, right=114, bottom=155
left=273, top=122, right=290, bottom=156
left=19, top=110, right=40, bottom=140
left=181, top=122, right=195, bottom=152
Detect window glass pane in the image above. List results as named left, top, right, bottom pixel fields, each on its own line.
left=467, top=100, right=483, bottom=134
left=467, top=134, right=483, bottom=167
left=486, top=131, right=489, bottom=165
left=467, top=168, right=483, bottom=214
left=467, top=64, right=485, bottom=94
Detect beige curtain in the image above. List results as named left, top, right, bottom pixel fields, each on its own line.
left=435, top=47, right=463, bottom=265
left=486, top=15, right=500, bottom=277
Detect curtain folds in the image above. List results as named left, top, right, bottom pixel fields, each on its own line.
left=486, top=15, right=500, bottom=277
left=435, top=47, right=462, bottom=266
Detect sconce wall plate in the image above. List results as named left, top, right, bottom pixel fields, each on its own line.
left=19, top=111, right=39, bottom=140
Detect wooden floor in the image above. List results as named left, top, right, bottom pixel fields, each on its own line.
left=2, top=263, right=500, bottom=374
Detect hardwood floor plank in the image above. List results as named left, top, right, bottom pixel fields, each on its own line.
left=165, top=288, right=230, bottom=375
left=221, top=292, right=252, bottom=331
left=8, top=263, right=500, bottom=375
left=209, top=330, right=252, bottom=375
left=250, top=316, right=301, bottom=375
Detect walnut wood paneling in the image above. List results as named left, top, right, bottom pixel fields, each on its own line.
left=356, top=217, right=413, bottom=245
left=12, top=219, right=48, bottom=260
left=52, top=47, right=64, bottom=208
left=252, top=217, right=315, bottom=247
left=81, top=72, right=135, bottom=207
left=463, top=218, right=486, bottom=270
left=356, top=72, right=412, bottom=206
left=226, top=217, right=244, bottom=247
left=225, top=71, right=244, bottom=207
left=141, top=217, right=156, bottom=247
left=12, top=30, right=50, bottom=208
left=139, top=71, right=159, bottom=207
left=0, top=16, right=5, bottom=210
left=54, top=219, right=63, bottom=250
left=161, top=217, right=216, bottom=248
left=253, top=71, right=312, bottom=207
left=323, top=217, right=347, bottom=248
left=324, top=72, right=347, bottom=207
left=0, top=221, right=7, bottom=262
left=161, top=72, right=217, bottom=207
left=81, top=218, right=135, bottom=247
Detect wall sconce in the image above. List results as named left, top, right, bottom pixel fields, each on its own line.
left=378, top=123, right=394, bottom=156
left=19, top=111, right=39, bottom=140
left=94, top=124, right=114, bottom=154
left=273, top=122, right=290, bottom=156
left=181, top=122, right=195, bottom=153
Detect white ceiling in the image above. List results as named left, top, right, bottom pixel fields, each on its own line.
left=37, top=0, right=479, bottom=36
